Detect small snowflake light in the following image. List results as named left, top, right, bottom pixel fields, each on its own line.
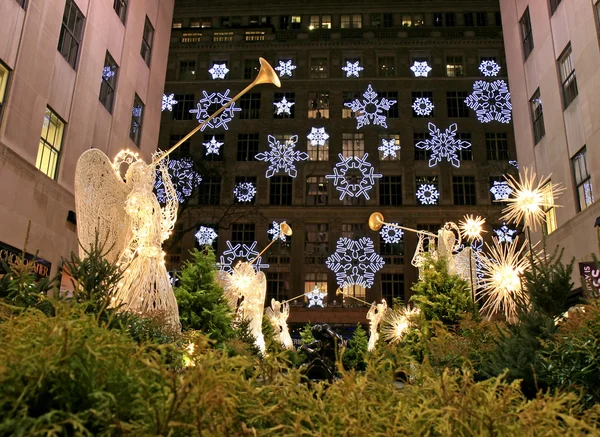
left=190, top=89, right=241, bottom=130
left=267, top=221, right=288, bottom=242
left=416, top=184, right=439, bottom=205
left=219, top=241, right=269, bottom=273
left=479, top=60, right=501, bottom=77
left=102, top=66, right=115, bottom=81
left=412, top=97, right=434, bottom=116
left=326, top=153, right=382, bottom=200
left=465, top=79, right=512, bottom=124
left=195, top=226, right=218, bottom=246
left=344, top=84, right=397, bottom=129
left=255, top=135, right=308, bottom=178
left=494, top=223, right=518, bottom=244
left=203, top=136, right=224, bottom=155
left=306, top=285, right=327, bottom=308
left=410, top=61, right=432, bottom=77
left=509, top=160, right=519, bottom=169
left=415, top=122, right=471, bottom=168
left=307, top=127, right=329, bottom=146
left=326, top=237, right=385, bottom=289
left=380, top=224, right=404, bottom=244
left=162, top=94, right=178, bottom=112
left=378, top=138, right=401, bottom=159
left=155, top=157, right=202, bottom=203
left=342, top=61, right=364, bottom=77
left=274, top=96, right=295, bottom=115
left=208, top=63, right=229, bottom=79
left=490, top=180, right=513, bottom=201
left=234, top=182, right=256, bottom=203
left=274, top=60, right=296, bottom=77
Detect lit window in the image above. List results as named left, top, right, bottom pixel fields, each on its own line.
left=0, top=62, right=10, bottom=123
left=572, top=147, right=594, bottom=211
left=305, top=224, right=329, bottom=264
left=558, top=44, right=578, bottom=108
left=342, top=91, right=360, bottom=118
left=130, top=94, right=144, bottom=146
left=113, top=0, right=127, bottom=23
left=310, top=57, right=328, bottom=78
left=342, top=284, right=366, bottom=306
left=245, top=31, right=265, bottom=41
left=446, top=56, right=464, bottom=77
left=201, top=17, right=212, bottom=28
left=213, top=32, right=232, bottom=42
left=181, top=33, right=202, bottom=43
left=190, top=19, right=200, bottom=28
left=308, top=91, right=329, bottom=119
left=292, top=16, right=302, bottom=28
left=342, top=133, right=364, bottom=157
left=308, top=138, right=329, bottom=161
left=401, top=15, right=412, bottom=26
left=530, top=89, right=545, bottom=144
left=306, top=177, right=328, bottom=204
left=172, top=22, right=182, bottom=29
left=140, top=17, right=154, bottom=66
left=341, top=14, right=362, bottom=28
left=520, top=8, right=534, bottom=60
left=36, top=108, right=65, bottom=180
left=378, top=56, right=395, bottom=77
left=58, top=0, right=85, bottom=69
left=542, top=181, right=558, bottom=234
left=99, top=52, right=118, bottom=113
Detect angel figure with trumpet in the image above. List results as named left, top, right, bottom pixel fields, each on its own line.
left=265, top=298, right=294, bottom=349
left=366, top=299, right=387, bottom=352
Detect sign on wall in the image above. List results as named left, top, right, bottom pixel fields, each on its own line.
left=579, top=261, right=600, bottom=295
left=0, top=241, right=52, bottom=279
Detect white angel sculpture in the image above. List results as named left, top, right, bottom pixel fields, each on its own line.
left=366, top=299, right=388, bottom=351
left=265, top=299, right=293, bottom=349
left=74, top=149, right=180, bottom=329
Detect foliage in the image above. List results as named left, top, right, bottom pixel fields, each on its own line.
left=342, top=323, right=369, bottom=371
left=300, top=323, right=315, bottom=344
left=0, top=256, right=57, bottom=312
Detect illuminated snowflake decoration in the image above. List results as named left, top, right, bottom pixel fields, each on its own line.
left=412, top=97, right=434, bottom=116
left=416, top=184, right=439, bottom=205
left=509, top=160, right=519, bottom=169
left=342, top=61, right=364, bottom=77
left=307, top=127, right=329, bottom=146
left=479, top=60, right=501, bottom=77
left=219, top=241, right=269, bottom=273
left=273, top=96, right=295, bottom=115
left=380, top=224, right=404, bottom=244
left=208, top=63, right=229, bottom=79
left=203, top=136, right=223, bottom=155
left=102, top=66, right=115, bottom=81
left=195, top=226, right=218, bottom=246
left=326, top=153, right=382, bottom=200
left=233, top=182, right=256, bottom=203
left=306, top=286, right=327, bottom=308
left=132, top=105, right=143, bottom=118
left=344, top=84, right=397, bottom=129
left=161, top=94, right=178, bottom=112
left=255, top=135, right=308, bottom=178
left=155, top=157, right=202, bottom=203
left=494, top=223, right=518, bottom=244
left=490, top=181, right=513, bottom=201
left=378, top=138, right=401, bottom=158
left=410, top=61, right=432, bottom=77
left=267, top=221, right=287, bottom=242
left=274, top=60, right=296, bottom=77
left=415, top=122, right=472, bottom=168
left=326, top=237, right=384, bottom=289
left=465, top=79, right=512, bottom=124
left=189, top=89, right=241, bottom=130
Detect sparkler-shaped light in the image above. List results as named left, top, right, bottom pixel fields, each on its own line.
left=381, top=306, right=421, bottom=343
left=459, top=215, right=486, bottom=242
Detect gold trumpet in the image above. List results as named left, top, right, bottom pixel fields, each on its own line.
left=335, top=287, right=372, bottom=306
left=249, top=222, right=292, bottom=265
left=154, top=57, right=281, bottom=164
left=368, top=212, right=437, bottom=238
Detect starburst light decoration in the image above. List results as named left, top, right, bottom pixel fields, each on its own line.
left=307, top=127, right=329, bottom=146
left=306, top=285, right=327, bottom=308
left=326, top=153, right=382, bottom=200
left=195, top=226, right=218, bottom=246
left=459, top=215, right=487, bottom=242
left=326, top=237, right=384, bottom=288
left=189, top=89, right=241, bottom=130
left=273, top=96, right=295, bottom=115
left=208, top=63, right=229, bottom=79
left=267, top=221, right=288, bottom=242
left=203, top=136, right=224, bottom=155
left=382, top=306, right=421, bottom=343
left=378, top=138, right=401, bottom=159
left=219, top=240, right=269, bottom=273
left=479, top=60, right=501, bottom=77
left=465, top=79, right=512, bottom=124
left=490, top=180, right=513, bottom=201
left=255, top=135, right=308, bottom=178
left=412, top=97, right=434, bottom=116
left=380, top=224, right=404, bottom=244
left=494, top=223, right=518, bottom=244
left=274, top=60, right=296, bottom=77
left=410, top=61, right=432, bottom=77
left=162, top=94, right=178, bottom=112
left=342, top=60, right=364, bottom=77
left=416, top=184, right=439, bottom=205
left=265, top=299, right=293, bottom=349
left=344, top=84, right=397, bottom=129
left=154, top=157, right=202, bottom=203
left=233, top=182, right=256, bottom=203
left=415, top=122, right=472, bottom=168
left=367, top=300, right=387, bottom=351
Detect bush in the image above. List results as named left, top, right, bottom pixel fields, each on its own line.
left=342, top=323, right=369, bottom=371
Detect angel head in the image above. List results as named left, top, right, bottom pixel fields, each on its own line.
left=125, top=161, right=155, bottom=191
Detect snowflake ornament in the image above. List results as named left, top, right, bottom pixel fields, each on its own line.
left=342, top=61, right=364, bottom=77
left=326, top=153, right=382, bottom=200
left=465, top=79, right=512, bottom=124
left=415, top=122, right=472, bottom=168
left=326, top=237, right=385, bottom=289
left=233, top=182, right=257, bottom=203
left=155, top=157, right=202, bottom=203
left=267, top=221, right=288, bottom=242
left=195, top=226, right=218, bottom=245
left=412, top=97, right=434, bottom=116
left=378, top=138, right=401, bottom=158
left=274, top=96, right=295, bottom=115
left=274, top=60, right=296, bottom=77
left=102, top=66, right=115, bottom=81
left=479, top=60, right=501, bottom=77
left=306, top=286, right=327, bottom=308
left=344, top=84, right=397, bottom=129
left=509, top=160, right=519, bottom=169
left=203, top=136, right=224, bottom=155
left=189, top=89, right=241, bottom=130
left=219, top=241, right=269, bottom=273
left=161, top=94, right=178, bottom=112
left=307, top=127, right=329, bottom=146
left=380, top=224, right=404, bottom=244
left=490, top=180, right=513, bottom=201
left=208, top=63, right=229, bottom=79
left=255, top=135, right=308, bottom=178
left=493, top=224, right=518, bottom=244
left=410, top=61, right=432, bottom=77
left=416, top=184, right=439, bottom=205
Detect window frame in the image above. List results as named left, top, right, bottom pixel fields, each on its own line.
left=178, top=60, right=197, bottom=80
left=452, top=175, right=477, bottom=206
left=270, top=176, right=293, bottom=206
left=237, top=133, right=259, bottom=161
left=308, top=91, right=330, bottom=119
left=141, top=16, right=154, bottom=66
left=58, top=0, right=85, bottom=69
left=379, top=175, right=402, bottom=206
left=305, top=224, right=329, bottom=264
left=542, top=181, right=558, bottom=235
left=231, top=223, right=256, bottom=245
left=198, top=176, right=222, bottom=205
left=549, top=0, right=562, bottom=15
left=530, top=89, right=545, bottom=144
left=445, top=55, right=465, bottom=78
left=0, top=61, right=11, bottom=125
left=520, top=7, right=534, bottom=60
left=239, top=92, right=261, bottom=119
left=309, top=57, right=329, bottom=79
left=558, top=43, right=578, bottom=109
left=377, top=56, right=396, bottom=77
left=342, top=132, right=365, bottom=157
left=485, top=132, right=509, bottom=161
left=129, top=94, right=144, bottom=146
left=306, top=176, right=328, bottom=204
left=113, top=0, right=128, bottom=24
left=99, top=52, right=119, bottom=113
left=446, top=91, right=470, bottom=118
left=381, top=273, right=405, bottom=306
left=36, top=107, right=65, bottom=180
left=572, top=147, right=594, bottom=211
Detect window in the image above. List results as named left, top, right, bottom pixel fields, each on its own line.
left=141, top=17, right=154, bottom=66
left=446, top=91, right=470, bottom=118
left=213, top=32, right=233, bottom=42
left=380, top=233, right=404, bottom=265
left=458, top=133, right=473, bottom=161
left=249, top=16, right=271, bottom=26
left=495, top=12, right=502, bottom=26
left=542, top=182, right=558, bottom=234
left=190, top=19, right=201, bottom=28
left=485, top=133, right=509, bottom=160
left=341, top=224, right=366, bottom=239
left=113, top=0, right=127, bottom=23
left=401, top=15, right=412, bottom=27
left=476, top=12, right=487, bottom=26
left=99, top=53, right=118, bottom=113
left=520, top=8, right=534, bottom=60
left=201, top=17, right=212, bottom=28
left=304, top=273, right=327, bottom=306
left=530, top=89, right=545, bottom=144
left=172, top=21, right=182, bottom=29
left=15, top=0, right=26, bottom=8
left=280, top=15, right=301, bottom=29
left=413, top=133, right=432, bottom=161
left=453, top=176, right=476, bottom=205
left=198, top=176, right=221, bottom=205
left=306, top=177, right=328, bottom=204
left=308, top=138, right=329, bottom=161
left=179, top=60, right=196, bottom=80
left=381, top=273, right=405, bottom=305
left=58, top=0, right=85, bottom=69
left=380, top=176, right=402, bottom=206
left=412, top=91, right=434, bottom=118
left=341, top=14, right=362, bottom=28
left=341, top=284, right=366, bottom=306
left=0, top=62, right=10, bottom=123
left=309, top=15, right=332, bottom=29
left=342, top=133, right=364, bottom=157
left=595, top=1, right=600, bottom=40
left=273, top=92, right=295, bottom=118
left=379, top=92, right=398, bottom=118
left=572, top=147, right=594, bottom=211
left=378, top=57, right=395, bottom=77
left=342, top=92, right=360, bottom=118
left=464, top=12, right=474, bottom=27
left=445, top=13, right=456, bottom=27
left=550, top=0, right=562, bottom=15
left=558, top=44, right=578, bottom=108
left=130, top=94, right=144, bottom=145
left=371, top=14, right=382, bottom=27
left=243, top=59, right=260, bottom=79
left=446, top=56, right=464, bottom=77
left=310, top=57, right=328, bottom=79
left=379, top=134, right=400, bottom=161
left=308, top=91, right=330, bottom=119
left=234, top=176, right=257, bottom=204
left=172, top=94, right=194, bottom=121
left=416, top=176, right=439, bottom=205
left=305, top=224, right=329, bottom=264
left=239, top=93, right=261, bottom=119
left=237, top=133, right=259, bottom=161
left=181, top=32, right=202, bottom=43
left=168, top=134, right=190, bottom=158
left=245, top=31, right=265, bottom=41
left=270, top=176, right=293, bottom=205
left=220, top=16, right=231, bottom=27
left=232, top=223, right=255, bottom=245
left=413, top=14, right=424, bottom=26
left=36, top=108, right=64, bottom=180
left=202, top=133, right=223, bottom=161
left=434, top=13, right=443, bottom=27
left=267, top=272, right=290, bottom=303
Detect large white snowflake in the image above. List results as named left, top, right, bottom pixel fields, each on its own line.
left=274, top=96, right=295, bottom=115
left=412, top=97, right=434, bottom=116
left=465, top=79, right=512, bottom=124
left=208, top=63, right=229, bottom=79
left=326, top=153, right=382, bottom=200
left=342, top=61, right=364, bottom=77
left=343, top=84, right=397, bottom=129
left=307, top=127, right=329, bottom=146
left=490, top=180, right=513, bottom=200
left=326, top=237, right=384, bottom=289
left=233, top=182, right=256, bottom=202
left=203, top=136, right=223, bottom=155
left=410, top=61, right=432, bottom=77
left=380, top=224, right=404, bottom=244
left=415, top=122, right=472, bottom=168
left=306, top=285, right=326, bottom=308
left=416, top=184, right=439, bottom=205
left=494, top=223, right=518, bottom=244
left=219, top=241, right=269, bottom=273
left=195, top=226, right=218, bottom=245
left=255, top=135, right=308, bottom=178
left=479, top=60, right=501, bottom=77
left=189, top=89, right=241, bottom=130
left=267, top=221, right=287, bottom=242
left=378, top=138, right=401, bottom=158
left=274, top=60, right=296, bottom=77
left=155, top=157, right=202, bottom=203
left=162, top=93, right=178, bottom=112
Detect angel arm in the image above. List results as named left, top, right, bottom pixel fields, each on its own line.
left=157, top=158, right=179, bottom=241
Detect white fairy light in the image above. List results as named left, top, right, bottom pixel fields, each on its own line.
left=465, top=79, right=512, bottom=124
left=410, top=61, right=432, bottom=77
left=344, top=84, right=397, bottom=129
left=307, top=127, right=329, bottom=146
left=326, top=237, right=384, bottom=289
left=490, top=180, right=513, bottom=201
left=219, top=241, right=269, bottom=273
left=341, top=60, right=364, bottom=77
left=479, top=60, right=501, bottom=77
left=255, top=135, right=308, bottom=178
left=306, top=285, right=327, bottom=308
left=162, top=94, right=178, bottom=112
left=274, top=60, right=296, bottom=77
left=208, top=63, right=229, bottom=79
left=190, top=89, right=241, bottom=130
left=382, top=306, right=421, bottom=343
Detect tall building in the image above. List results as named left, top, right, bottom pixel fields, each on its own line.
left=0, top=0, right=174, bottom=280
left=163, top=0, right=516, bottom=325
left=500, top=0, right=600, bottom=290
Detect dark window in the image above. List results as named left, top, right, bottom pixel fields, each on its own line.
left=306, top=176, right=328, bottom=205
left=237, top=133, right=259, bottom=161
left=464, top=12, right=474, bottom=27
left=458, top=133, right=472, bottom=161
left=550, top=0, right=563, bottom=15
left=172, top=94, right=195, bottom=121
left=558, top=44, right=578, bottom=108
left=495, top=12, right=502, bottom=27
left=220, top=16, right=231, bottom=27
left=267, top=272, right=290, bottom=302
left=530, top=89, right=545, bottom=144
left=305, top=224, right=328, bottom=264
left=179, top=60, right=196, bottom=80
left=383, top=13, right=393, bottom=27
left=168, top=134, right=190, bottom=158
left=99, top=53, right=118, bottom=113
left=446, top=56, right=464, bottom=77
left=378, top=57, right=395, bottom=77
left=446, top=91, right=469, bottom=118
left=371, top=14, right=382, bottom=27
left=380, top=176, right=402, bottom=206
left=239, top=93, right=261, bottom=119
left=232, top=223, right=255, bottom=245
left=453, top=176, right=476, bottom=205
left=308, top=91, right=330, bottom=119
left=15, top=0, right=26, bottom=8
left=380, top=234, right=404, bottom=266
left=485, top=133, right=509, bottom=160
left=381, top=273, right=405, bottom=306
left=310, top=58, right=328, bottom=79
left=141, top=17, right=154, bottom=66
left=476, top=12, right=487, bottom=26
left=130, top=94, right=144, bottom=146
left=198, top=176, right=221, bottom=205
left=243, top=59, right=260, bottom=79
left=572, top=147, right=594, bottom=211
left=380, top=91, right=398, bottom=118
left=270, top=176, right=293, bottom=205
left=234, top=176, right=257, bottom=204
left=202, top=133, right=224, bottom=161
left=273, top=92, right=295, bottom=119
left=113, top=0, right=128, bottom=23
left=58, top=0, right=85, bottom=69
left=414, top=133, right=432, bottom=161
left=445, top=13, right=455, bottom=27
left=433, top=12, right=443, bottom=27
left=520, top=8, right=534, bottom=60
left=412, top=91, right=434, bottom=118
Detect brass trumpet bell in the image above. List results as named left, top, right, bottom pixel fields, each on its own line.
left=368, top=212, right=385, bottom=231
left=280, top=221, right=293, bottom=236
left=254, top=57, right=282, bottom=88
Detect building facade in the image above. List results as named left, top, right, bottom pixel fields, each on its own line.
left=0, top=0, right=174, bottom=279
left=163, top=0, right=516, bottom=324
left=500, top=0, right=600, bottom=289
